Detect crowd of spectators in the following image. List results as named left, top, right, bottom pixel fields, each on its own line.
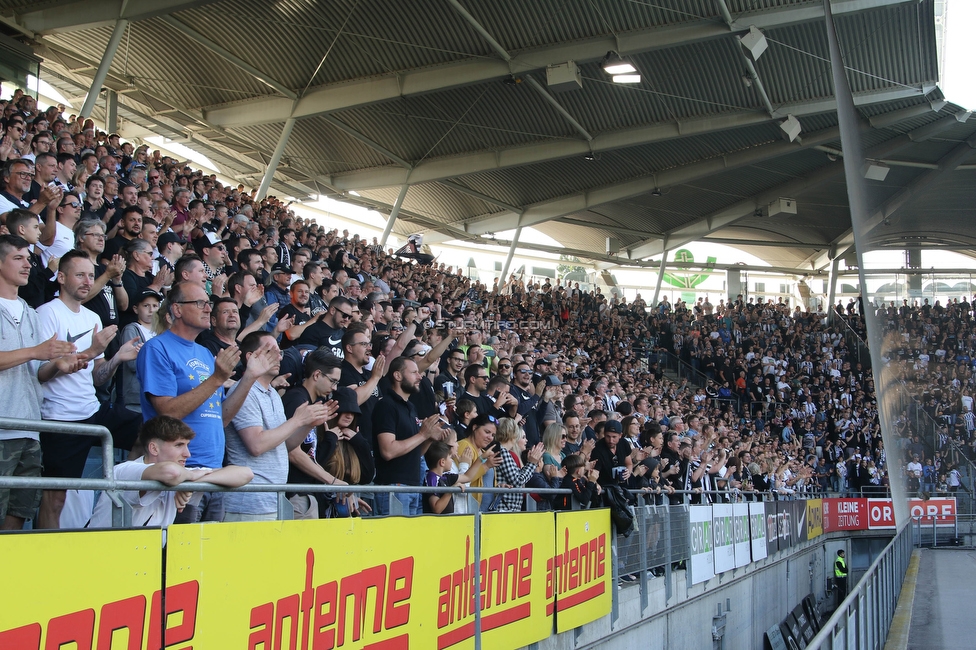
left=0, top=90, right=970, bottom=533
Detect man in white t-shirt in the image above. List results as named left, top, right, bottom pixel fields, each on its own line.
left=906, top=455, right=923, bottom=492
left=0, top=235, right=78, bottom=529
left=35, top=250, right=143, bottom=529
left=89, top=416, right=253, bottom=528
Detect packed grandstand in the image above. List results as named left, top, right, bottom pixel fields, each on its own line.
left=0, top=91, right=968, bottom=535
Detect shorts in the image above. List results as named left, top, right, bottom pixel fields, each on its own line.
left=0, top=438, right=43, bottom=520
left=288, top=494, right=319, bottom=520
left=40, top=403, right=141, bottom=478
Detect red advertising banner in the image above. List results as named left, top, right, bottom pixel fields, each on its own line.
left=825, top=497, right=957, bottom=530
left=867, top=498, right=895, bottom=529
left=822, top=498, right=868, bottom=532
left=869, top=498, right=957, bottom=529
left=909, top=498, right=957, bottom=525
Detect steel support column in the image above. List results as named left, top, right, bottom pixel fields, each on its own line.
left=380, top=184, right=409, bottom=247
left=79, top=19, right=128, bottom=119
left=105, top=90, right=118, bottom=133
left=826, top=257, right=840, bottom=320
left=499, top=226, right=522, bottom=282
left=652, top=250, right=669, bottom=307
left=256, top=117, right=296, bottom=201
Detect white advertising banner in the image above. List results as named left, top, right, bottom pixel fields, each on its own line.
left=689, top=505, right=715, bottom=585
left=712, top=503, right=736, bottom=575
left=733, top=503, right=752, bottom=568
left=749, top=502, right=768, bottom=562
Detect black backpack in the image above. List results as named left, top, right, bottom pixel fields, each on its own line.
left=602, top=484, right=635, bottom=537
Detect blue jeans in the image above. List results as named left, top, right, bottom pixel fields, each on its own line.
left=373, top=486, right=422, bottom=516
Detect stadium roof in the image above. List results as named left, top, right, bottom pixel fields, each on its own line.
left=1, top=0, right=973, bottom=272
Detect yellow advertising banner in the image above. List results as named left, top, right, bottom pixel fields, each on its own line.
left=473, top=512, right=554, bottom=649
left=806, top=499, right=824, bottom=540
left=553, top=509, right=612, bottom=633
left=0, top=529, right=163, bottom=649
left=166, top=514, right=556, bottom=650
left=167, top=516, right=471, bottom=649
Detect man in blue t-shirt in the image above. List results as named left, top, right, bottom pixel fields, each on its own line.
left=137, top=281, right=271, bottom=522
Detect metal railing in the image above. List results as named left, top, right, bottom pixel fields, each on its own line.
left=655, top=349, right=711, bottom=390
left=836, top=315, right=871, bottom=370
left=913, top=513, right=973, bottom=548
left=806, top=524, right=913, bottom=650
left=0, top=417, right=115, bottom=481
left=749, top=399, right=791, bottom=420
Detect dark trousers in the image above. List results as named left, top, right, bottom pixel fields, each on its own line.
left=836, top=576, right=848, bottom=602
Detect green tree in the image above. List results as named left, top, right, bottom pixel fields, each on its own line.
left=558, top=255, right=587, bottom=278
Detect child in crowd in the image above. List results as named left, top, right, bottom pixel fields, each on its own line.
left=121, top=289, right=161, bottom=413
left=453, top=398, right=477, bottom=440
left=423, top=440, right=479, bottom=514
left=552, top=453, right=602, bottom=510
left=5, top=209, right=56, bottom=307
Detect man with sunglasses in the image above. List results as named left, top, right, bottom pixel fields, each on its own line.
left=0, top=116, right=27, bottom=162
left=194, top=232, right=230, bottom=294
left=296, top=296, right=354, bottom=358
left=33, top=187, right=82, bottom=275
left=137, top=281, right=272, bottom=523
left=0, top=159, right=33, bottom=213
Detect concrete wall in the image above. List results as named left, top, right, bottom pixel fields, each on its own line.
left=531, top=535, right=864, bottom=650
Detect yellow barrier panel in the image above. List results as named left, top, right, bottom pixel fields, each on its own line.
left=0, top=509, right=612, bottom=648
left=167, top=516, right=473, bottom=649
left=0, top=529, right=163, bottom=650
left=806, top=499, right=824, bottom=540
left=553, top=510, right=612, bottom=633
left=472, top=512, right=554, bottom=649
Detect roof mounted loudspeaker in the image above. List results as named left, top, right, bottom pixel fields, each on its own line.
left=767, top=198, right=797, bottom=216
left=779, top=114, right=801, bottom=142
left=546, top=61, right=582, bottom=92
left=738, top=25, right=768, bottom=61
left=606, top=237, right=620, bottom=255
left=862, top=161, right=890, bottom=181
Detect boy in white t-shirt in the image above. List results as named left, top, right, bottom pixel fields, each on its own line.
left=89, top=416, right=253, bottom=528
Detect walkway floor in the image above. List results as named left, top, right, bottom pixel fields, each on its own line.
left=907, top=549, right=976, bottom=650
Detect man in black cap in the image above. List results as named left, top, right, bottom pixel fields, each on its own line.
left=155, top=231, right=185, bottom=274
left=532, top=356, right=550, bottom=387
left=265, top=263, right=292, bottom=308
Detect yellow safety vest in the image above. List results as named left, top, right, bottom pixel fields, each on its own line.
left=834, top=556, right=847, bottom=578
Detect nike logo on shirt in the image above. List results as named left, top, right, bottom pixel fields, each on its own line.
left=66, top=328, right=93, bottom=343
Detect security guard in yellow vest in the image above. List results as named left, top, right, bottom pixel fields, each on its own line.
left=834, top=549, right=848, bottom=601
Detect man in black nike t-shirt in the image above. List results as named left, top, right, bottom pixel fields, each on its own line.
left=295, top=296, right=353, bottom=357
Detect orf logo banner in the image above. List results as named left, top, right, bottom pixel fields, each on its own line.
left=0, top=529, right=163, bottom=650
left=689, top=505, right=714, bottom=585
left=552, top=510, right=611, bottom=633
